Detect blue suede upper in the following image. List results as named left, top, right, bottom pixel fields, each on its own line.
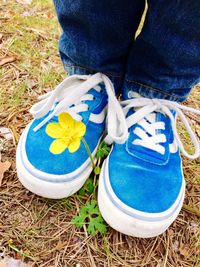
left=108, top=112, right=183, bottom=213
left=25, top=87, right=107, bottom=175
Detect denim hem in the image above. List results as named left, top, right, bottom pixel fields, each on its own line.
left=123, top=79, right=188, bottom=102
left=63, top=63, right=124, bottom=94
left=64, top=63, right=123, bottom=78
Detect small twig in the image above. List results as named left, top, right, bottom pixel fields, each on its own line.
left=6, top=107, right=29, bottom=123
left=0, top=17, right=10, bottom=21
left=183, top=204, right=200, bottom=217
left=9, top=125, right=19, bottom=145
left=22, top=27, right=50, bottom=40
left=163, top=232, right=170, bottom=267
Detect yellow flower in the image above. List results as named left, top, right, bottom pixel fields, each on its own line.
left=46, top=112, right=86, bottom=154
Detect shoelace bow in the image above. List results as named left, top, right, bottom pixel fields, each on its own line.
left=30, top=73, right=126, bottom=140
left=106, top=98, right=200, bottom=160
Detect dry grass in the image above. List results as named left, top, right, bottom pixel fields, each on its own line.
left=0, top=1, right=200, bottom=266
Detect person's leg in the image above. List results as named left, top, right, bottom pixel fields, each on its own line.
left=123, top=0, right=200, bottom=101
left=98, top=0, right=200, bottom=238
left=17, top=0, right=147, bottom=199
left=53, top=0, right=145, bottom=93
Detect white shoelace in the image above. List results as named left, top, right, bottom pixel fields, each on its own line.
left=106, top=97, right=200, bottom=160
left=30, top=72, right=200, bottom=160
left=30, top=73, right=128, bottom=144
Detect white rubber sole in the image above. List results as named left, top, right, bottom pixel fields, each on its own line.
left=98, top=159, right=185, bottom=238
left=16, top=125, right=95, bottom=199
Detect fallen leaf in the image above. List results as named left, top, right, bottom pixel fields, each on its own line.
left=24, top=27, right=48, bottom=39
left=0, top=161, right=11, bottom=186
left=16, top=0, right=32, bottom=5
left=22, top=11, right=33, bottom=17
left=190, top=221, right=199, bottom=231
left=0, top=56, right=16, bottom=66
left=0, top=256, right=30, bottom=267
left=22, top=7, right=36, bottom=17
left=0, top=127, right=13, bottom=140
left=179, top=245, right=190, bottom=258
left=173, top=240, right=179, bottom=253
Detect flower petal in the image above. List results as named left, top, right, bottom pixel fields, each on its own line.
left=49, top=139, right=69, bottom=154
left=46, top=123, right=64, bottom=138
left=58, top=112, right=74, bottom=129
left=68, top=138, right=81, bottom=153
left=74, top=121, right=86, bottom=137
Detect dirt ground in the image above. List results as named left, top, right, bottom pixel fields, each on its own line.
left=0, top=1, right=200, bottom=266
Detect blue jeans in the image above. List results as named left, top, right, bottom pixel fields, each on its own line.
left=53, top=0, right=200, bottom=102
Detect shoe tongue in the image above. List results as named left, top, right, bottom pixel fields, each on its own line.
left=128, top=111, right=173, bottom=166
left=123, top=91, right=175, bottom=165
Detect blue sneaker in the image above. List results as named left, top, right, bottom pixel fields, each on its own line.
left=16, top=73, right=118, bottom=199
left=98, top=96, right=200, bottom=237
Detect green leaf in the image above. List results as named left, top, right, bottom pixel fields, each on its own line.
left=72, top=200, right=107, bottom=236
left=96, top=142, right=111, bottom=159
left=87, top=216, right=107, bottom=235
left=78, top=187, right=86, bottom=196
left=86, top=179, right=94, bottom=194
left=78, top=177, right=94, bottom=196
